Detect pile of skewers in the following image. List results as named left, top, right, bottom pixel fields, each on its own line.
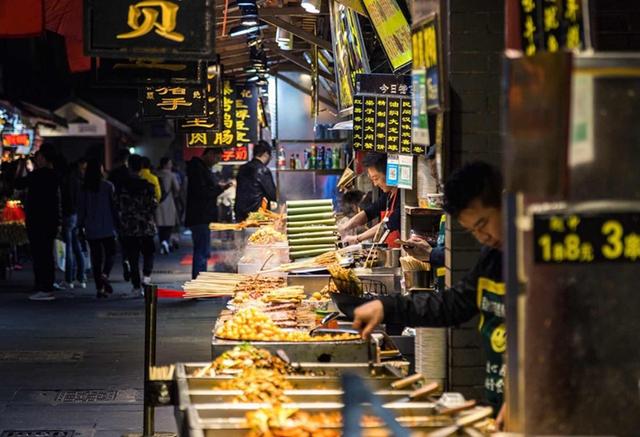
left=182, top=273, right=285, bottom=299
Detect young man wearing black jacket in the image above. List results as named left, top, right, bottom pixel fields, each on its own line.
left=234, top=140, right=276, bottom=222
left=15, top=144, right=61, bottom=301
left=186, top=148, right=227, bottom=279
left=353, top=161, right=506, bottom=419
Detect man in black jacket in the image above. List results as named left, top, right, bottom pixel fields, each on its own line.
left=186, top=148, right=226, bottom=279
left=108, top=148, right=132, bottom=281
left=234, top=140, right=276, bottom=222
left=353, top=161, right=506, bottom=419
left=15, top=143, right=61, bottom=301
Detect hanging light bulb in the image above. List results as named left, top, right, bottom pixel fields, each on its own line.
left=301, top=0, right=320, bottom=14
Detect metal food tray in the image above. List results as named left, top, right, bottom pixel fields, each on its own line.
left=174, top=362, right=409, bottom=435
left=182, top=403, right=452, bottom=437
left=211, top=335, right=371, bottom=363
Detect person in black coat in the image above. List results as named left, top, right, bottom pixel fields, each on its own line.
left=14, top=143, right=61, bottom=301
left=234, top=140, right=276, bottom=222
left=185, top=148, right=229, bottom=279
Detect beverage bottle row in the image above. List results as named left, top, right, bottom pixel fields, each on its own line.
left=276, top=145, right=345, bottom=170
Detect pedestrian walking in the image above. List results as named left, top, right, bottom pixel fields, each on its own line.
left=78, top=159, right=118, bottom=298
left=60, top=157, right=87, bottom=289
left=117, top=154, right=157, bottom=295
left=155, top=157, right=180, bottom=254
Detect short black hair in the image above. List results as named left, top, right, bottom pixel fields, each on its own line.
left=128, top=154, right=143, bottom=172
left=443, top=161, right=502, bottom=218
left=116, top=148, right=131, bottom=163
left=361, top=152, right=387, bottom=174
left=254, top=140, right=272, bottom=158
left=141, top=156, right=151, bottom=169
left=38, top=143, right=57, bottom=163
left=342, top=190, right=365, bottom=206
left=159, top=157, right=171, bottom=169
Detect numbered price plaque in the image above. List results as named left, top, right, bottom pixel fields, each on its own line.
left=533, top=212, right=640, bottom=264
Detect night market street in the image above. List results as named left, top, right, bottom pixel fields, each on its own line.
left=0, top=238, right=233, bottom=436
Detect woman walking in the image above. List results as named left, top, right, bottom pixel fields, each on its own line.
left=155, top=157, right=180, bottom=254
left=78, top=159, right=118, bottom=298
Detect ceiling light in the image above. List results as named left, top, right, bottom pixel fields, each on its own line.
left=301, top=0, right=320, bottom=14
left=229, top=24, right=267, bottom=37
left=235, top=0, right=256, bottom=7
left=241, top=15, right=259, bottom=26
left=256, top=78, right=268, bottom=86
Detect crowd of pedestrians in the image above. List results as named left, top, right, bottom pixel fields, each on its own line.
left=13, top=144, right=187, bottom=301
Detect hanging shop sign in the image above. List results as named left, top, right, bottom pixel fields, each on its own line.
left=353, top=74, right=421, bottom=155
left=533, top=211, right=640, bottom=264
left=412, top=14, right=442, bottom=112
left=361, top=0, right=411, bottom=72
left=184, top=81, right=257, bottom=147
left=329, top=0, right=370, bottom=117
left=221, top=145, right=249, bottom=163
left=2, top=131, right=34, bottom=155
left=140, top=85, right=207, bottom=118
left=84, top=0, right=215, bottom=60
left=519, top=0, right=587, bottom=56
left=176, top=64, right=222, bottom=133
left=94, top=58, right=205, bottom=86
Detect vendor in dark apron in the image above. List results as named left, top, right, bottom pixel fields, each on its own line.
left=338, top=153, right=401, bottom=248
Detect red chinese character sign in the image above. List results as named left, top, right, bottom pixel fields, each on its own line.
left=84, top=0, right=215, bottom=60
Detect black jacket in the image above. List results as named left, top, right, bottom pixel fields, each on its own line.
left=61, top=171, right=81, bottom=217
left=15, top=167, right=61, bottom=234
left=108, top=165, right=130, bottom=194
left=185, top=157, right=223, bottom=227
left=117, top=174, right=157, bottom=237
left=380, top=247, right=505, bottom=411
left=234, top=158, right=276, bottom=221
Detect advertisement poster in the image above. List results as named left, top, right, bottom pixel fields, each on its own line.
left=362, top=0, right=412, bottom=71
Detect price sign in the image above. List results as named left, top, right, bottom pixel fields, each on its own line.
left=533, top=212, right=640, bottom=264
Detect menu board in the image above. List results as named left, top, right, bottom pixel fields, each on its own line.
left=140, top=85, right=207, bottom=118
left=412, top=14, right=441, bottom=112
left=221, top=145, right=249, bottom=163
left=185, top=81, right=257, bottom=147
left=329, top=0, right=370, bottom=116
left=353, top=74, right=422, bottom=155
left=361, top=0, right=412, bottom=71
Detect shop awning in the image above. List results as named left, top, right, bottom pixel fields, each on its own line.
left=39, top=99, right=132, bottom=138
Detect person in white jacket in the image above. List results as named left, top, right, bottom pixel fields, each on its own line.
left=155, top=157, right=180, bottom=254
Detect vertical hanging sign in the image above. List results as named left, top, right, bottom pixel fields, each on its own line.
left=176, top=64, right=222, bottom=133
left=352, top=96, right=364, bottom=150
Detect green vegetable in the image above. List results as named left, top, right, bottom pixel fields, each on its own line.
left=289, top=247, right=335, bottom=258
left=288, top=236, right=337, bottom=246
left=287, top=212, right=335, bottom=222
left=286, top=205, right=335, bottom=215
left=287, top=219, right=336, bottom=227
left=286, top=199, right=333, bottom=207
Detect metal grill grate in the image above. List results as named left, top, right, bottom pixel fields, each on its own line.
left=1, top=431, right=74, bottom=437
left=54, top=390, right=117, bottom=404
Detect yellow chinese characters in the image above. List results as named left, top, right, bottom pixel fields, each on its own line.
left=117, top=1, right=185, bottom=43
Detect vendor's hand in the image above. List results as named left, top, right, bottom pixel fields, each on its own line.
left=342, top=234, right=359, bottom=246
left=337, top=223, right=348, bottom=237
left=352, top=299, right=384, bottom=339
left=404, top=236, right=432, bottom=261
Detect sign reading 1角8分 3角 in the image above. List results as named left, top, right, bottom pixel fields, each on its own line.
left=84, top=0, right=215, bottom=60
left=533, top=211, right=640, bottom=264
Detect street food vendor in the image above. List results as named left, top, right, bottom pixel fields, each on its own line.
left=352, top=161, right=506, bottom=421
left=338, top=153, right=400, bottom=248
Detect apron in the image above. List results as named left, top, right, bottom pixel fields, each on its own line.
left=380, top=190, right=400, bottom=248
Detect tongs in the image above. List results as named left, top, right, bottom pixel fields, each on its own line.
left=308, top=311, right=342, bottom=336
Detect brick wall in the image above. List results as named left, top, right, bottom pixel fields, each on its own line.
left=592, top=0, right=640, bottom=51
left=443, top=0, right=504, bottom=399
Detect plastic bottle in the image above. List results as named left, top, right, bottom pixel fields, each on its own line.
left=325, top=147, right=333, bottom=170
left=289, top=154, right=296, bottom=170
left=332, top=147, right=340, bottom=169
left=303, top=149, right=310, bottom=169
left=277, top=146, right=286, bottom=170
left=318, top=146, right=325, bottom=169
left=295, top=154, right=302, bottom=169
left=310, top=145, right=316, bottom=170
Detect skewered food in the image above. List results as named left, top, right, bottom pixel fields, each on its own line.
left=247, top=408, right=341, bottom=437
left=248, top=226, right=287, bottom=245
left=260, top=286, right=306, bottom=304
left=327, top=263, right=363, bottom=295
left=400, top=255, right=431, bottom=271
left=184, top=273, right=285, bottom=299
left=215, top=308, right=360, bottom=342
left=218, top=368, right=293, bottom=404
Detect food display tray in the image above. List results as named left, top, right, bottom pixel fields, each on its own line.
left=211, top=336, right=371, bottom=363
left=182, top=403, right=452, bottom=437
